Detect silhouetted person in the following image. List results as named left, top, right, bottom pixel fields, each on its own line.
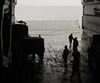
left=68, top=33, right=73, bottom=50
left=73, top=37, right=79, bottom=51
left=39, top=34, right=41, bottom=38
left=62, top=45, right=69, bottom=67
left=70, top=49, right=81, bottom=82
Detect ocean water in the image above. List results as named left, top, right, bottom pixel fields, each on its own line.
left=15, top=6, right=82, bottom=25
left=15, top=6, right=82, bottom=40
left=27, top=20, right=81, bottom=36
left=26, top=20, right=82, bottom=50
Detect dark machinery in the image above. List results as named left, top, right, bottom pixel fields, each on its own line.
left=92, top=35, right=100, bottom=71
left=11, top=22, right=45, bottom=64
left=88, top=34, right=100, bottom=71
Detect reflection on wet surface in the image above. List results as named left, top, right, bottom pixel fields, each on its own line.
left=7, top=43, right=93, bottom=83
left=1, top=33, right=97, bottom=83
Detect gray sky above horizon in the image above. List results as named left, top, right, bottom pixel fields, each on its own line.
left=17, top=0, right=82, bottom=6
left=15, top=0, right=82, bottom=26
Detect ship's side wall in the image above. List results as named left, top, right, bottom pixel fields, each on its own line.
left=82, top=0, right=100, bottom=50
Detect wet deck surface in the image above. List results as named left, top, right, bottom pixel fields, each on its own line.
left=1, top=32, right=97, bottom=83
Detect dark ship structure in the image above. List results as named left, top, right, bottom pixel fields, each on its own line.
left=82, top=0, right=100, bottom=71
left=0, top=0, right=45, bottom=70
left=12, top=22, right=45, bottom=64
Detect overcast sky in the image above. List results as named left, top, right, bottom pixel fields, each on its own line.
left=16, top=0, right=82, bottom=25
left=17, top=0, right=82, bottom=6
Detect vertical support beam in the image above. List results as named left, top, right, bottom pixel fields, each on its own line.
left=0, top=0, right=5, bottom=68
left=8, top=0, right=13, bottom=65
left=2, top=0, right=13, bottom=68
left=2, top=0, right=12, bottom=57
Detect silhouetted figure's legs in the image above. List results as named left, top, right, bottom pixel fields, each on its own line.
left=69, top=39, right=72, bottom=50
left=71, top=49, right=81, bottom=82
left=64, top=58, right=67, bottom=67
left=71, top=68, right=81, bottom=82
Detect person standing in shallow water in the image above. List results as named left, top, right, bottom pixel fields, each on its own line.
left=68, top=33, right=73, bottom=50
left=70, top=48, right=81, bottom=82
left=62, top=45, right=69, bottom=67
